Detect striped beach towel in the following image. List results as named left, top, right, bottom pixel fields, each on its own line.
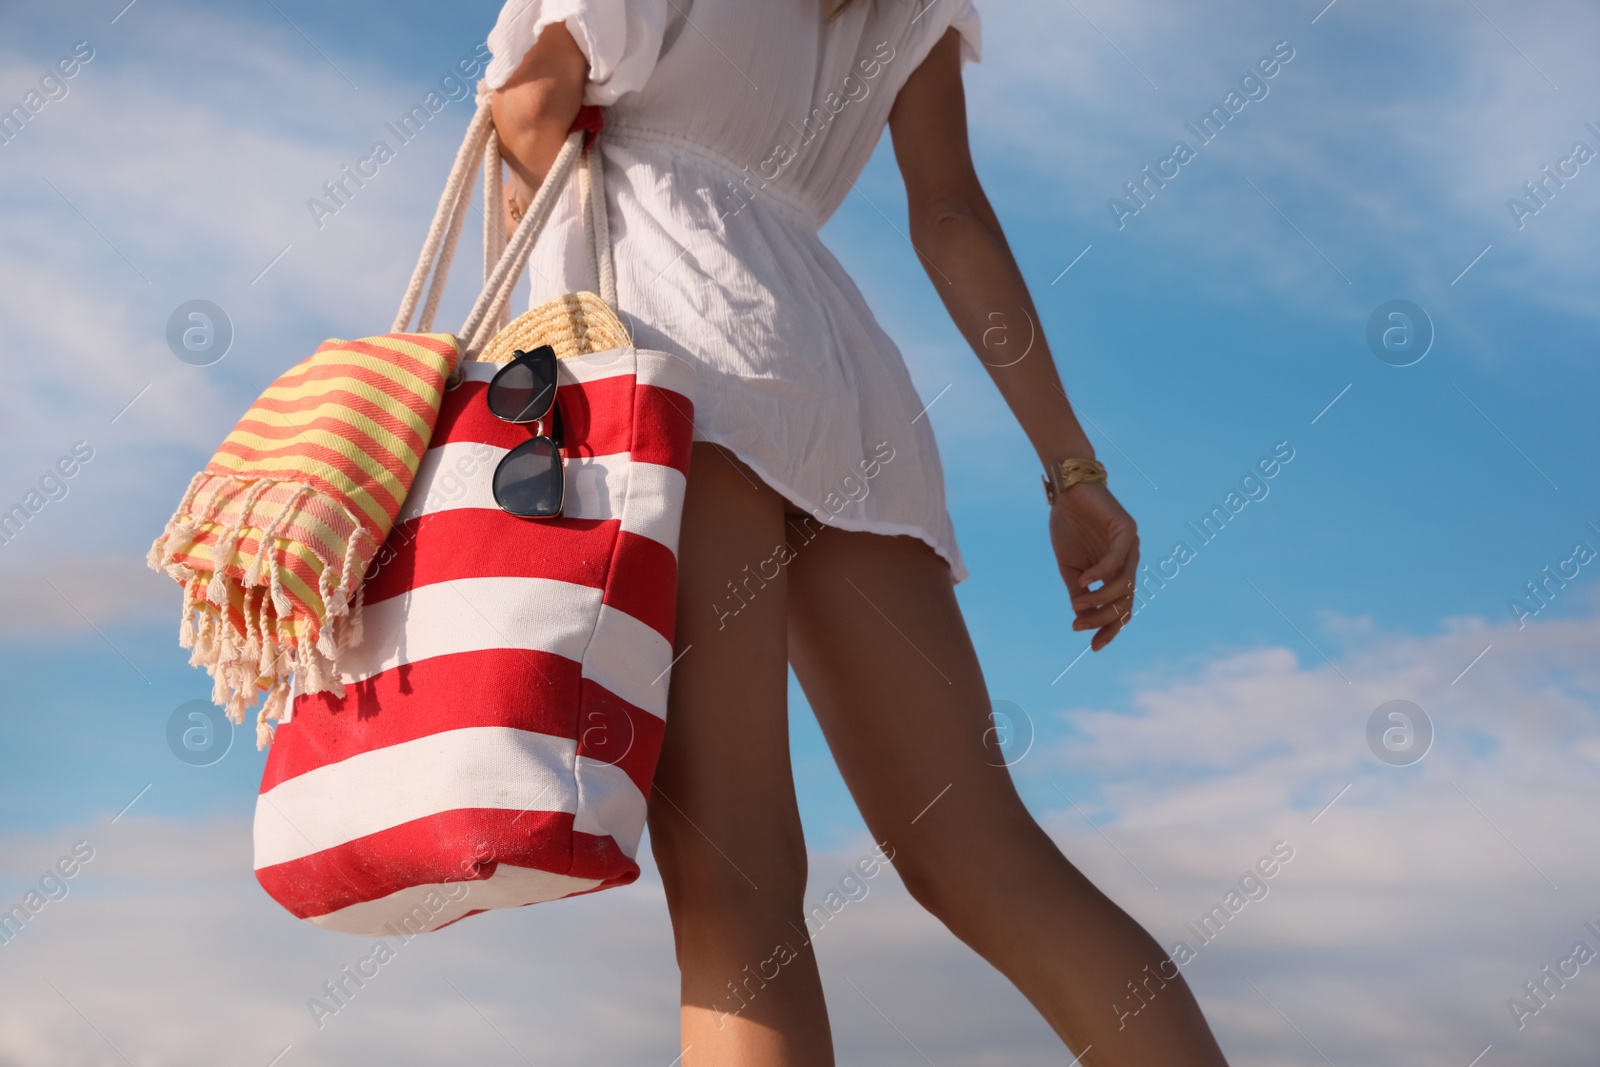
left=253, top=315, right=695, bottom=935
left=147, top=333, right=461, bottom=748
left=148, top=95, right=609, bottom=752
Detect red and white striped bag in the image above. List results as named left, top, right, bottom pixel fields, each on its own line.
left=252, top=98, right=696, bottom=935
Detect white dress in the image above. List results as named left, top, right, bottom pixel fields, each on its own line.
left=486, top=0, right=983, bottom=582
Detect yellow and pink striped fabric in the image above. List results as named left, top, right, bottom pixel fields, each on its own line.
left=147, top=332, right=462, bottom=747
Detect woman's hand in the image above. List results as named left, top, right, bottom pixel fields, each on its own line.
left=488, top=21, right=588, bottom=236
left=1049, top=481, right=1140, bottom=651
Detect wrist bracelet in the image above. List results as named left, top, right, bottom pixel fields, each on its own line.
left=1042, top=457, right=1107, bottom=504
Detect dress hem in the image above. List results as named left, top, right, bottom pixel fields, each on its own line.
left=689, top=428, right=968, bottom=585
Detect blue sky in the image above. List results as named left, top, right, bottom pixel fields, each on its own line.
left=2, top=0, right=1598, bottom=1064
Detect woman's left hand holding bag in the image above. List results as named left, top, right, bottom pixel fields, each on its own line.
left=488, top=20, right=589, bottom=234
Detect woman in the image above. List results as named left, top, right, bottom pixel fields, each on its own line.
left=484, top=0, right=1230, bottom=1063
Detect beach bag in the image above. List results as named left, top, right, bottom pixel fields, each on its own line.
left=250, top=98, right=696, bottom=935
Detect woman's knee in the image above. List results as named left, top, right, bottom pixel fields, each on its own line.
left=882, top=840, right=962, bottom=925
left=647, top=799, right=810, bottom=919
left=884, top=810, right=1061, bottom=934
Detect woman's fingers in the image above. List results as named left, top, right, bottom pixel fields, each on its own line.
left=1090, top=615, right=1128, bottom=651
left=1074, top=539, right=1139, bottom=642
left=1077, top=524, right=1136, bottom=589
left=1072, top=598, right=1129, bottom=631
left=1070, top=534, right=1139, bottom=611
left=502, top=173, right=531, bottom=238
left=1084, top=585, right=1136, bottom=646
left=1070, top=573, right=1131, bottom=612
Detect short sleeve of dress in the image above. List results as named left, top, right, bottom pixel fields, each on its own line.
left=897, top=0, right=982, bottom=76
left=949, top=0, right=982, bottom=65
left=483, top=0, right=669, bottom=106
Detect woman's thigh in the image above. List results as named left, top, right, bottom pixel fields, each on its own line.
left=650, top=443, right=809, bottom=906
left=783, top=520, right=1044, bottom=906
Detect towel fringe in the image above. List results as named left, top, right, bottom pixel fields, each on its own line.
left=147, top=470, right=378, bottom=748
left=256, top=681, right=291, bottom=749
left=147, top=471, right=208, bottom=571
left=244, top=484, right=312, bottom=587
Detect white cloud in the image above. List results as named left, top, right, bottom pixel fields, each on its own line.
left=3, top=609, right=1598, bottom=1064
left=1012, top=608, right=1600, bottom=1063
left=0, top=9, right=497, bottom=568
left=0, top=818, right=1056, bottom=1066
left=0, top=554, right=170, bottom=632
left=960, top=0, right=1600, bottom=326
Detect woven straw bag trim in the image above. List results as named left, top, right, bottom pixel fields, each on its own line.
left=477, top=291, right=632, bottom=364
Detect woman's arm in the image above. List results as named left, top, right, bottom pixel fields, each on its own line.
left=489, top=22, right=589, bottom=225
left=888, top=29, right=1139, bottom=650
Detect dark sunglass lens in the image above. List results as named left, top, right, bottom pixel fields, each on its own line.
left=488, top=347, right=557, bottom=423
left=493, top=437, right=564, bottom=517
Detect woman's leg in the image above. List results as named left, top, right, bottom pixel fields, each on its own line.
left=650, top=443, right=835, bottom=1067
left=784, top=519, right=1230, bottom=1066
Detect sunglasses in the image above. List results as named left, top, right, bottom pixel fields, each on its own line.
left=486, top=345, right=566, bottom=518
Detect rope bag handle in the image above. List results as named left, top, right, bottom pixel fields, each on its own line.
left=391, top=90, right=614, bottom=359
